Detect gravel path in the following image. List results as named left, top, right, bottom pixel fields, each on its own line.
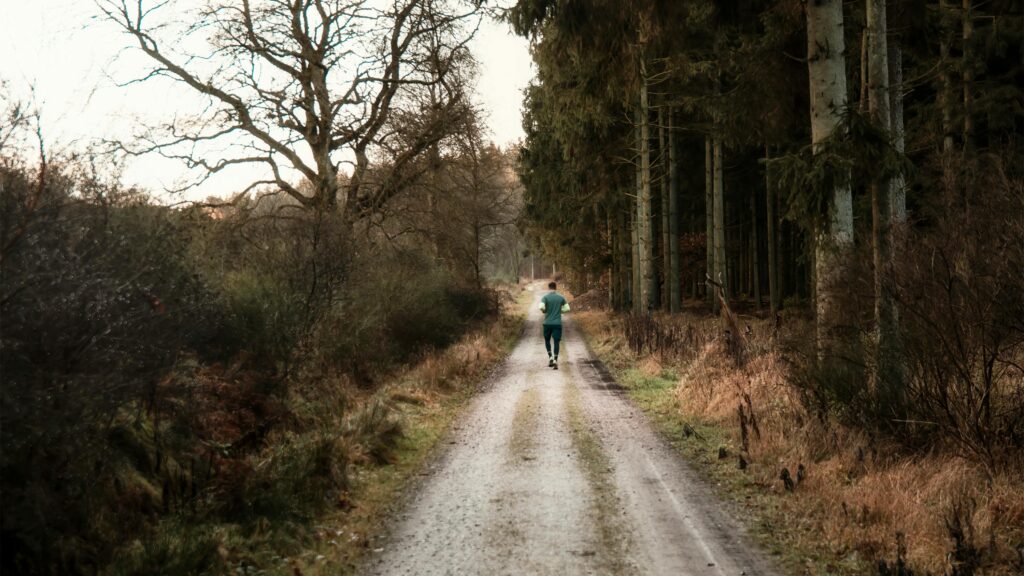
left=361, top=286, right=779, bottom=576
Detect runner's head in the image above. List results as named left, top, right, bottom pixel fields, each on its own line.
left=548, top=281, right=556, bottom=290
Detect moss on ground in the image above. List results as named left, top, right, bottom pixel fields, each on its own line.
left=508, top=384, right=540, bottom=461
left=562, top=374, right=636, bottom=576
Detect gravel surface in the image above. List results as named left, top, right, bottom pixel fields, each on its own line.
left=361, top=286, right=780, bottom=576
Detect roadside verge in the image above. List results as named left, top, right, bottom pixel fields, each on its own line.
left=281, top=286, right=531, bottom=575
left=574, top=309, right=1024, bottom=576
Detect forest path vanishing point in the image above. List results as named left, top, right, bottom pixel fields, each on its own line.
left=362, top=285, right=779, bottom=576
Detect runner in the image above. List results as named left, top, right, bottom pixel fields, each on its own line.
left=538, top=281, right=570, bottom=369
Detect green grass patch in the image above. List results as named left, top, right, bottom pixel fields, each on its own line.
left=562, top=377, right=635, bottom=575
left=508, top=385, right=540, bottom=461
left=290, top=392, right=473, bottom=575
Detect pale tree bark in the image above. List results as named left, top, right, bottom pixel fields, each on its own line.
left=779, top=219, right=789, bottom=300
left=668, top=108, right=681, bottom=313
left=705, top=136, right=715, bottom=308
left=806, top=0, right=854, bottom=359
left=867, top=0, right=905, bottom=406
left=619, top=207, right=632, bottom=309
left=713, top=138, right=726, bottom=312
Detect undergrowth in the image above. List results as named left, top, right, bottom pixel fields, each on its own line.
left=111, top=291, right=527, bottom=576
left=577, top=310, right=1024, bottom=576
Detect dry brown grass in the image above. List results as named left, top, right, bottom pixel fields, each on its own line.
left=576, top=309, right=1024, bottom=575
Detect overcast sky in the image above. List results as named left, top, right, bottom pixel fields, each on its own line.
left=0, top=1, right=535, bottom=200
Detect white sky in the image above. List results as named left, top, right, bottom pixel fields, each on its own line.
left=0, top=1, right=534, bottom=200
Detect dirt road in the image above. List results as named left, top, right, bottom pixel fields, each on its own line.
left=362, top=286, right=779, bottom=575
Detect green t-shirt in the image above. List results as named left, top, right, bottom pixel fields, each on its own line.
left=540, top=292, right=569, bottom=326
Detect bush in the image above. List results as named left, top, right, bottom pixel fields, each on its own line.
left=1, top=161, right=217, bottom=573
left=103, top=524, right=226, bottom=576
left=309, top=250, right=499, bottom=378
left=217, top=270, right=306, bottom=365
left=0, top=150, right=503, bottom=574
left=897, top=156, right=1024, bottom=467
left=189, top=197, right=350, bottom=371
left=224, top=431, right=351, bottom=524
left=790, top=154, right=1024, bottom=465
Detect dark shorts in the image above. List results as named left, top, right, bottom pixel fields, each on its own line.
left=543, top=325, right=562, bottom=341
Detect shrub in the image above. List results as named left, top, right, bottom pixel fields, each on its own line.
left=309, top=250, right=499, bottom=377
left=224, top=431, right=351, bottom=524
left=897, top=157, right=1024, bottom=467
left=0, top=150, right=504, bottom=574
left=216, top=269, right=305, bottom=365
left=103, top=523, right=226, bottom=576
left=1, top=161, right=217, bottom=573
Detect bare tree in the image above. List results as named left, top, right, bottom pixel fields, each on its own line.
left=0, top=82, right=36, bottom=157
left=98, top=0, right=478, bottom=222
left=378, top=109, right=521, bottom=286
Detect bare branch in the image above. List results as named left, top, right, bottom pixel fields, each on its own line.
left=97, top=0, right=479, bottom=217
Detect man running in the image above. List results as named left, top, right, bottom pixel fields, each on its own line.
left=538, top=281, right=570, bottom=369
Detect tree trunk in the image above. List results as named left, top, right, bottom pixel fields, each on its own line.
left=668, top=108, right=681, bottom=313
left=617, top=207, right=631, bottom=309
left=939, top=0, right=956, bottom=155
left=639, top=63, right=656, bottom=313
left=659, top=107, right=671, bottom=310
left=751, top=183, right=761, bottom=309
left=713, top=138, right=726, bottom=312
left=889, top=37, right=907, bottom=224
left=473, top=222, right=482, bottom=288
left=766, top=144, right=780, bottom=314
left=868, top=0, right=904, bottom=408
left=807, top=0, right=855, bottom=360
left=779, top=220, right=789, bottom=302
left=859, top=28, right=869, bottom=112
left=633, top=134, right=643, bottom=313
left=426, top=146, right=441, bottom=257
left=608, top=212, right=617, bottom=308
left=705, top=136, right=714, bottom=307
left=962, top=0, right=974, bottom=152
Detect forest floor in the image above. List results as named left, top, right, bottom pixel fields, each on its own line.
left=357, top=285, right=779, bottom=576
left=572, top=305, right=1024, bottom=576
